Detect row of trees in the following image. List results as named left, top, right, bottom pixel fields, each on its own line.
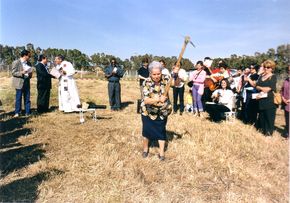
left=213, top=44, right=290, bottom=73
left=0, top=43, right=289, bottom=72
left=0, top=43, right=194, bottom=71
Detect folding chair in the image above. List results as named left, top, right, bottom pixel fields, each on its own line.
left=224, top=94, right=237, bottom=122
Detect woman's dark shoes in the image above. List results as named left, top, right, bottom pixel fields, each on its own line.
left=142, top=151, right=149, bottom=158
left=158, top=154, right=165, bottom=161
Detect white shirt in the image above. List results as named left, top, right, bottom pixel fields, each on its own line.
left=231, top=76, right=241, bottom=89
left=212, top=89, right=234, bottom=110
left=162, top=68, right=170, bottom=77
left=21, top=59, right=32, bottom=76
left=171, top=68, right=188, bottom=88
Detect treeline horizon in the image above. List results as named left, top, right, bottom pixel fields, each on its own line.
left=0, top=43, right=289, bottom=72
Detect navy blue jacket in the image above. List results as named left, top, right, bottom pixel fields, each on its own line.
left=104, top=65, right=124, bottom=82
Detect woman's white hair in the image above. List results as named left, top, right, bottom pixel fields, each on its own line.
left=148, top=61, right=162, bottom=73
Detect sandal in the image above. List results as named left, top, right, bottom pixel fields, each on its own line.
left=158, top=154, right=165, bottom=161
left=142, top=151, right=149, bottom=158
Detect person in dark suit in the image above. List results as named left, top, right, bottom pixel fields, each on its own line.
left=11, top=49, right=32, bottom=117
left=137, top=57, right=149, bottom=99
left=36, top=54, right=53, bottom=113
left=104, top=58, right=124, bottom=111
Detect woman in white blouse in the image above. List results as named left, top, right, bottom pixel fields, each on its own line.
left=206, top=79, right=234, bottom=122
left=171, top=62, right=188, bottom=115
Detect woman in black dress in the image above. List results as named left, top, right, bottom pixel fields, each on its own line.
left=140, top=61, right=172, bottom=161
left=255, top=59, right=277, bottom=136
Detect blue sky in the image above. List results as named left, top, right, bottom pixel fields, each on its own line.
left=1, top=0, right=289, bottom=62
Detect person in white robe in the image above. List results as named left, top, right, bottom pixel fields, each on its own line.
left=54, top=55, right=80, bottom=112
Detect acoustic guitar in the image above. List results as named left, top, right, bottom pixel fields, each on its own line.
left=204, top=78, right=217, bottom=91
left=204, top=67, right=223, bottom=91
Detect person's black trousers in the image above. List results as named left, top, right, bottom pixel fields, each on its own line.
left=248, top=98, right=258, bottom=125
left=242, top=92, right=258, bottom=124
left=37, top=88, right=50, bottom=113
left=108, top=81, right=121, bottom=110
left=284, top=110, right=289, bottom=137
left=205, top=103, right=230, bottom=122
left=202, top=87, right=212, bottom=111
left=173, top=86, right=184, bottom=113
left=257, top=108, right=276, bottom=136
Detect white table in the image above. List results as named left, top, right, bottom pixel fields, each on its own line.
left=79, top=108, right=97, bottom=123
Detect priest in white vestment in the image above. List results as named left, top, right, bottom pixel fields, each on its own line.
left=54, top=55, right=80, bottom=112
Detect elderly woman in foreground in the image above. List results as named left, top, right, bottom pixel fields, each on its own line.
left=140, top=61, right=172, bottom=161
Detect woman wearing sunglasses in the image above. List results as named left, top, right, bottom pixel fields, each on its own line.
left=255, top=59, right=277, bottom=136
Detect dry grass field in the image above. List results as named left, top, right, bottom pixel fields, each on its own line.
left=0, top=75, right=289, bottom=202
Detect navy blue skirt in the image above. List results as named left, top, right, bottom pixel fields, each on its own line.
left=141, top=115, right=167, bottom=141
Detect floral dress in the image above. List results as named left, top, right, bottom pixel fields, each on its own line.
left=141, top=74, right=172, bottom=120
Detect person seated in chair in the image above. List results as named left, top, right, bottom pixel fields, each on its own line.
left=205, top=79, right=234, bottom=122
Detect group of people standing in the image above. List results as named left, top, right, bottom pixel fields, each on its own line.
left=11, top=50, right=81, bottom=117
left=10, top=50, right=289, bottom=162
left=11, top=51, right=125, bottom=116
left=190, top=58, right=288, bottom=138
left=138, top=57, right=289, bottom=160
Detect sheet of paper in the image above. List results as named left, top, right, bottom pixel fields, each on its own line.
left=23, top=64, right=32, bottom=73
left=50, top=67, right=61, bottom=79
left=204, top=59, right=213, bottom=68
left=252, top=92, right=268, bottom=99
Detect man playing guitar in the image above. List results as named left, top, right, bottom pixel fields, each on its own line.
left=210, top=61, right=230, bottom=83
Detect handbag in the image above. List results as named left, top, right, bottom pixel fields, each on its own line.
left=187, top=81, right=193, bottom=88
left=187, top=70, right=202, bottom=88
left=273, top=91, right=282, bottom=105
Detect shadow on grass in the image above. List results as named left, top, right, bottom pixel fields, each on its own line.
left=0, top=144, right=46, bottom=178
left=167, top=130, right=183, bottom=141
left=148, top=130, right=183, bottom=151
left=275, top=125, right=284, bottom=134
left=0, top=110, right=14, bottom=121
left=275, top=125, right=288, bottom=138
left=0, top=169, right=64, bottom=202
left=87, top=102, right=107, bottom=109
left=121, top=101, right=134, bottom=110
left=96, top=116, right=112, bottom=120
left=0, top=128, right=31, bottom=149
left=0, top=116, right=29, bottom=133
left=49, top=106, right=59, bottom=112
